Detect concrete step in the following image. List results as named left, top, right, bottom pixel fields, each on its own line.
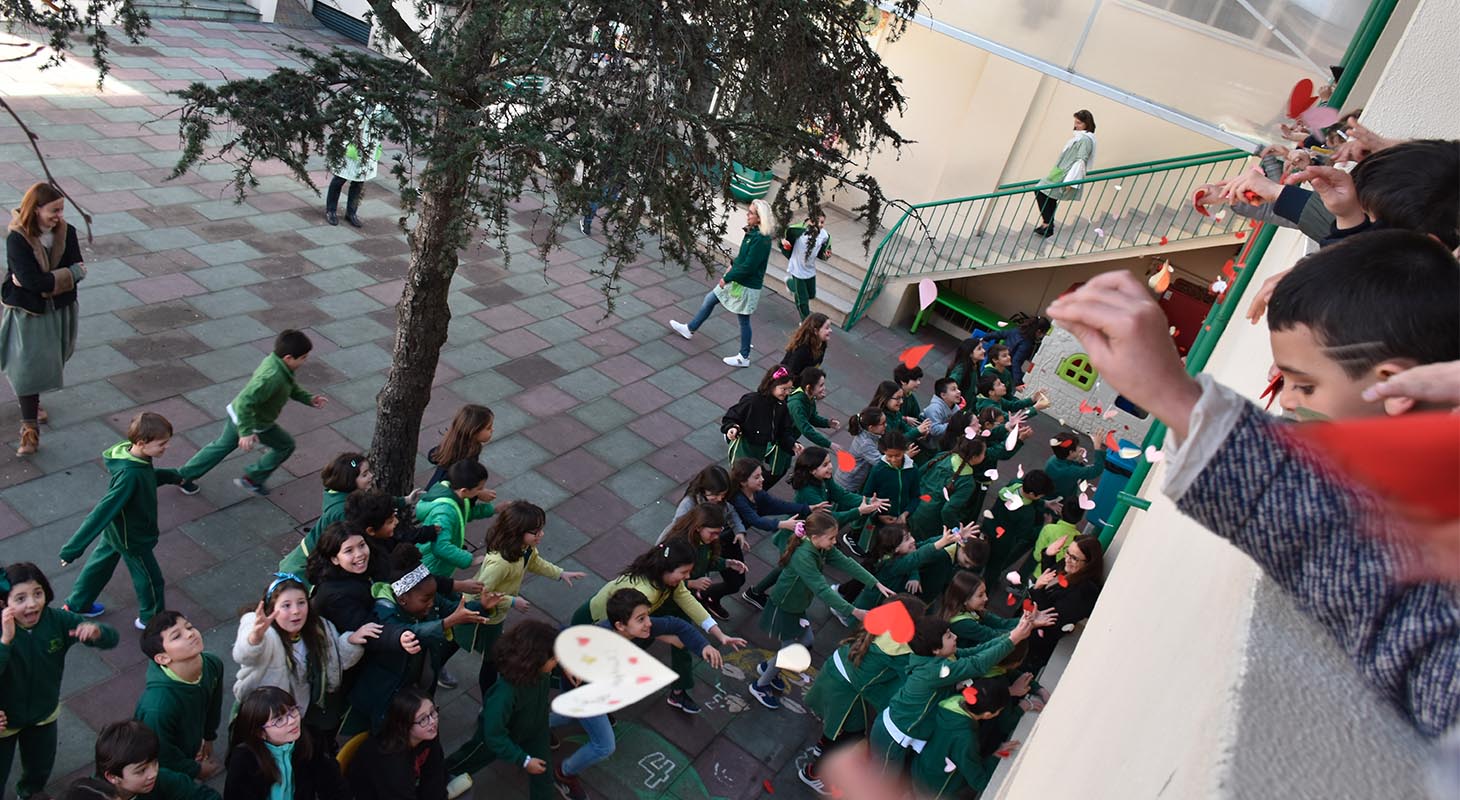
left=133, top=0, right=262, bottom=22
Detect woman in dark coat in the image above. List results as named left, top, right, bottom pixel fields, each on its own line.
left=3, top=183, right=84, bottom=455
left=1026, top=534, right=1104, bottom=670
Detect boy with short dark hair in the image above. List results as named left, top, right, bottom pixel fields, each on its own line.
left=1044, top=430, right=1107, bottom=502
left=974, top=373, right=1043, bottom=416
left=985, top=470, right=1056, bottom=582
left=415, top=459, right=496, bottom=582
left=94, top=719, right=219, bottom=800
left=894, top=364, right=925, bottom=420
left=132, top=612, right=224, bottom=784
left=980, top=344, right=1015, bottom=397
left=178, top=329, right=327, bottom=496
left=59, top=413, right=184, bottom=628
left=923, top=377, right=963, bottom=440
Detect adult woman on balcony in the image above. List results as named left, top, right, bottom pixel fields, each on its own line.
left=3, top=183, right=85, bottom=456
left=1032, top=110, right=1097, bottom=238
left=1026, top=533, right=1104, bottom=670
left=669, top=199, right=775, bottom=368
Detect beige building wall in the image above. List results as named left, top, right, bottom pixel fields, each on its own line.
left=988, top=1, right=1453, bottom=797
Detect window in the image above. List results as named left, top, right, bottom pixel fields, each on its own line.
left=1057, top=354, right=1098, bottom=391
left=1129, top=0, right=1358, bottom=71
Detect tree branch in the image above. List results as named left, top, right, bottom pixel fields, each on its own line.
left=364, top=0, right=439, bottom=74
left=0, top=94, right=93, bottom=241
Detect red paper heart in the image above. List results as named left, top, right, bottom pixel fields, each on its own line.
left=763, top=780, right=776, bottom=794
left=1078, top=398, right=1099, bottom=415
left=1104, top=431, right=1119, bottom=452
left=899, top=343, right=936, bottom=370
left=1022, top=599, right=1035, bottom=613
left=920, top=494, right=932, bottom=502
left=1159, top=236, right=1169, bottom=245
left=576, top=637, right=590, bottom=646
left=1287, top=78, right=1317, bottom=118
left=1235, top=231, right=1246, bottom=240
left=1057, top=575, right=1069, bottom=588
left=628, top=657, right=638, bottom=664
left=1005, top=594, right=1017, bottom=606
left=863, top=600, right=915, bottom=644
left=1192, top=189, right=1211, bottom=218
left=995, top=526, right=1006, bottom=538
left=961, top=686, right=979, bottom=704
left=1289, top=411, right=1460, bottom=519
left=836, top=450, right=856, bottom=472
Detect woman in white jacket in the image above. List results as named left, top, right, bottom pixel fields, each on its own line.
left=233, top=573, right=375, bottom=737
left=1032, top=109, right=1097, bottom=238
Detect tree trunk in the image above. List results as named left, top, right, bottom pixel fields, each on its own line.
left=369, top=132, right=471, bottom=494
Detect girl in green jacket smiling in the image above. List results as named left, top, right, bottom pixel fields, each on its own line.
left=1, top=562, right=120, bottom=797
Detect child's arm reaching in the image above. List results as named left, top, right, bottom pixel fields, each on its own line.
left=58, top=471, right=140, bottom=565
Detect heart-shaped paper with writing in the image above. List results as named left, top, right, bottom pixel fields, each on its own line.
left=551, top=625, right=677, bottom=718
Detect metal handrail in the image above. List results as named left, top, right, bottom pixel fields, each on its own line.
left=998, top=148, right=1248, bottom=190
left=845, top=149, right=1252, bottom=327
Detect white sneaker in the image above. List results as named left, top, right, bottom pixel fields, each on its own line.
left=723, top=354, right=751, bottom=367
left=134, top=617, right=146, bottom=631
left=446, top=773, right=473, bottom=799
left=669, top=320, right=693, bottom=340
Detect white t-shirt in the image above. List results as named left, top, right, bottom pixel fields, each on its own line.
left=786, top=228, right=829, bottom=279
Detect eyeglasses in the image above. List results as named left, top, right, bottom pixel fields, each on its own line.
left=263, top=707, right=301, bottom=730
left=413, top=708, right=440, bottom=727
left=1065, top=551, right=1086, bottom=564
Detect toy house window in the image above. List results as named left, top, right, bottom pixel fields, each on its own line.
left=1057, top=354, right=1098, bottom=390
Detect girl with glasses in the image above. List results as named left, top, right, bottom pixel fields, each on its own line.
left=346, top=688, right=447, bottom=800
left=224, top=686, right=349, bottom=799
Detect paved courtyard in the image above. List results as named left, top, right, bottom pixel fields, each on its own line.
left=0, top=16, right=1058, bottom=800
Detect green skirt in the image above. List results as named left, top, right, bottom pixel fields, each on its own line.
left=0, top=302, right=78, bottom=396
left=759, top=600, right=808, bottom=641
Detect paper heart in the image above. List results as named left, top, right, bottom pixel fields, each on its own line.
left=1192, top=189, right=1212, bottom=218
left=1061, top=623, right=1075, bottom=632
left=1078, top=480, right=1089, bottom=493
left=1077, top=493, right=1095, bottom=510
left=961, top=686, right=979, bottom=704
left=995, top=526, right=1006, bottom=538
left=1005, top=571, right=1021, bottom=586
left=1022, top=599, right=1036, bottom=614
left=899, top=343, right=935, bottom=370
left=552, top=625, right=677, bottom=718
left=984, top=468, right=999, bottom=480
left=997, top=320, right=1009, bottom=327
left=1101, top=407, right=1119, bottom=420
left=964, top=424, right=978, bottom=440
left=918, top=278, right=937, bottom=311
left=774, top=643, right=812, bottom=672
left=1159, top=236, right=1169, bottom=245
left=1169, top=326, right=1180, bottom=339
left=1287, top=78, right=1317, bottom=117
left=864, top=600, right=915, bottom=644
left=1299, top=104, right=1340, bottom=132
left=1003, top=494, right=1024, bottom=511
left=1004, top=425, right=1018, bottom=452
left=939, top=664, right=951, bottom=678
left=942, top=487, right=950, bottom=501
left=836, top=450, right=857, bottom=472
left=1016, top=464, right=1024, bottom=479
left=1057, top=575, right=1069, bottom=588
left=1235, top=230, right=1246, bottom=240
left=1149, top=263, right=1172, bottom=294
left=920, top=494, right=931, bottom=502
left=982, top=509, right=994, bottom=519
left=981, top=428, right=991, bottom=438
left=1210, top=278, right=1228, bottom=295
left=1005, top=593, right=1017, bottom=606
left=1104, top=431, right=1119, bottom=452
left=944, top=757, right=958, bottom=773
left=1145, top=446, right=1165, bottom=462
left=1078, top=398, right=1098, bottom=415
left=1093, top=227, right=1106, bottom=239
left=1118, top=446, right=1141, bottom=459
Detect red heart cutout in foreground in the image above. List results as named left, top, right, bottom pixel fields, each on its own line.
left=899, top=343, right=936, bottom=370
left=1287, top=78, right=1317, bottom=118
left=863, top=600, right=915, bottom=644
left=1289, top=411, right=1460, bottom=520
left=961, top=686, right=979, bottom=704
left=836, top=450, right=857, bottom=473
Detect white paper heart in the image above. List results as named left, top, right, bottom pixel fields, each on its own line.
left=1077, top=493, right=1095, bottom=511
left=1060, top=623, right=1075, bottom=632
left=944, top=757, right=957, bottom=773
left=918, top=278, right=937, bottom=311
left=982, top=509, right=994, bottom=519
left=1145, top=446, right=1165, bottom=462
left=983, top=468, right=999, bottom=480
left=1016, top=464, right=1024, bottom=479
left=939, top=665, right=950, bottom=678
left=1005, top=571, right=1021, bottom=586
left=774, top=643, right=812, bottom=672
left=1118, top=446, right=1141, bottom=459
left=552, top=625, right=678, bottom=718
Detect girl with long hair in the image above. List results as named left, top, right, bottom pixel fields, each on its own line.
left=661, top=502, right=748, bottom=621
left=781, top=312, right=831, bottom=380
left=425, top=404, right=495, bottom=487
left=721, top=364, right=800, bottom=487
left=782, top=213, right=831, bottom=320
left=224, top=686, right=349, bottom=799
left=345, top=688, right=447, bottom=800
left=658, top=463, right=746, bottom=545
left=945, top=338, right=986, bottom=399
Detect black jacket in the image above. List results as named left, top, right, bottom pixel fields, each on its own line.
left=223, top=732, right=352, bottom=800
left=780, top=343, right=825, bottom=382
left=345, top=737, right=446, bottom=800
left=4, top=225, right=81, bottom=314
left=721, top=391, right=796, bottom=451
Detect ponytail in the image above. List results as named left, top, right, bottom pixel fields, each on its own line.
left=778, top=509, right=838, bottom=567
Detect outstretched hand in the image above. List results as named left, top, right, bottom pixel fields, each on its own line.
left=247, top=601, right=277, bottom=645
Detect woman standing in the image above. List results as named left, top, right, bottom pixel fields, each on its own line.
left=669, top=199, right=775, bottom=367
left=1032, top=110, right=1097, bottom=238
left=3, top=183, right=84, bottom=456
left=325, top=101, right=389, bottom=228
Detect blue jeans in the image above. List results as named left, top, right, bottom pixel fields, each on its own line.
left=688, top=289, right=753, bottom=358
left=549, top=712, right=615, bottom=776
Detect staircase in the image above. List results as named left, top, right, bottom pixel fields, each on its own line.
left=133, top=0, right=262, bottom=22
left=754, top=149, right=1254, bottom=330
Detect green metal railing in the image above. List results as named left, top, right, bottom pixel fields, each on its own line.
left=844, top=149, right=1252, bottom=328
left=1095, top=0, right=1402, bottom=548
left=997, top=148, right=1247, bottom=190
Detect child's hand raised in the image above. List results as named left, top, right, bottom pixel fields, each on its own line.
left=0, top=607, right=14, bottom=645
left=559, top=571, right=587, bottom=587
left=347, top=622, right=383, bottom=645
left=444, top=597, right=490, bottom=629
left=1046, top=271, right=1203, bottom=440
left=399, top=630, right=422, bottom=654
left=1045, top=535, right=1068, bottom=557
left=405, top=487, right=426, bottom=504
left=726, top=559, right=748, bottom=574
left=1031, top=607, right=1058, bottom=629
left=247, top=602, right=276, bottom=646
left=810, top=501, right=833, bottom=513
left=69, top=623, right=102, bottom=642
left=477, top=592, right=506, bottom=609
left=1009, top=672, right=1034, bottom=697
left=715, top=632, right=748, bottom=649
left=903, top=579, right=922, bottom=595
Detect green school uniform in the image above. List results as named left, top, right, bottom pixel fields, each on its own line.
left=986, top=482, right=1050, bottom=580
left=1044, top=452, right=1106, bottom=500
left=948, top=363, right=975, bottom=397
left=340, top=583, right=453, bottom=736
left=948, top=611, right=1018, bottom=649
left=786, top=387, right=833, bottom=448
left=444, top=673, right=553, bottom=800
left=916, top=542, right=969, bottom=604
left=0, top=606, right=119, bottom=729
left=1032, top=519, right=1081, bottom=564
left=869, top=639, right=1014, bottom=766
left=277, top=489, right=348, bottom=581
left=980, top=363, right=1016, bottom=397
left=578, top=576, right=714, bottom=692
left=793, top=477, right=866, bottom=531
left=133, top=654, right=225, bottom=780
left=858, top=458, right=921, bottom=550
left=762, top=543, right=880, bottom=639
left=803, top=634, right=912, bottom=739
left=902, top=392, right=923, bottom=421
left=415, top=481, right=495, bottom=577
left=974, top=394, right=1035, bottom=415
left=59, top=442, right=185, bottom=622
left=854, top=542, right=947, bottom=609
left=911, top=697, right=997, bottom=798
left=908, top=454, right=981, bottom=540
left=231, top=353, right=316, bottom=436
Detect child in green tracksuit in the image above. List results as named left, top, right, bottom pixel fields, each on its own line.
left=179, top=329, right=326, bottom=496
left=985, top=471, right=1056, bottom=583
left=939, top=571, right=1020, bottom=648
left=94, top=720, right=221, bottom=800
left=415, top=460, right=496, bottom=583
left=1045, top=430, right=1108, bottom=501
left=974, top=372, right=1039, bottom=417
left=854, top=525, right=963, bottom=610
left=858, top=429, right=921, bottom=551
left=910, top=681, right=1011, bottom=799
left=786, top=368, right=837, bottom=447
left=1, top=562, right=120, bottom=797
left=445, top=621, right=558, bottom=800
left=133, top=612, right=224, bottom=783
left=58, top=413, right=183, bottom=626
left=867, top=614, right=1032, bottom=771
left=908, top=437, right=986, bottom=541
left=277, top=452, right=417, bottom=582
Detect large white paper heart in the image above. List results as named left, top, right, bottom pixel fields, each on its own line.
left=775, top=643, right=812, bottom=672
left=551, top=625, right=677, bottom=718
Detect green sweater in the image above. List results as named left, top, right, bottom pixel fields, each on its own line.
left=986, top=482, right=1049, bottom=577
left=769, top=543, right=879, bottom=618
left=947, top=611, right=1018, bottom=649
left=231, top=353, right=314, bottom=436
left=909, top=454, right=981, bottom=540
left=911, top=697, right=996, bottom=798
left=902, top=392, right=923, bottom=421
left=861, top=459, right=921, bottom=520
left=974, top=394, right=1034, bottom=415
left=854, top=542, right=946, bottom=609
left=475, top=672, right=552, bottom=767
left=415, top=482, right=495, bottom=576
left=803, top=636, right=911, bottom=739
left=1032, top=519, right=1081, bottom=564
left=793, top=477, right=865, bottom=531
left=0, top=606, right=118, bottom=729
left=59, top=442, right=183, bottom=562
left=884, top=639, right=1013, bottom=743
left=948, top=363, right=975, bottom=397
left=980, top=363, right=1015, bottom=396
left=1044, top=452, right=1106, bottom=501
left=133, top=654, right=225, bottom=779
left=786, top=388, right=832, bottom=447
left=722, top=230, right=773, bottom=290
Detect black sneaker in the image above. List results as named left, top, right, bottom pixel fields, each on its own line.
left=740, top=589, right=767, bottom=611
left=747, top=681, right=781, bottom=710
left=756, top=660, right=787, bottom=694
left=178, top=480, right=201, bottom=496
left=346, top=212, right=363, bottom=228
left=554, top=764, right=588, bottom=800
left=841, top=532, right=864, bottom=557
left=702, top=596, right=730, bottom=621
left=234, top=477, right=270, bottom=496
left=666, top=689, right=701, bottom=715
left=436, top=667, right=459, bottom=690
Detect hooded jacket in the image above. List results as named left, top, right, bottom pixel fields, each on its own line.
left=59, top=442, right=184, bottom=562
left=0, top=606, right=118, bottom=729
left=133, top=653, right=225, bottom=779
left=414, top=481, right=495, bottom=576
left=231, top=613, right=363, bottom=709
left=4, top=212, right=82, bottom=315
left=230, top=353, right=315, bottom=436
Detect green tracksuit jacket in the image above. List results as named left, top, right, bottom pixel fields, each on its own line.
left=232, top=353, right=315, bottom=436
left=133, top=654, right=224, bottom=779
left=415, top=482, right=495, bottom=576
left=0, top=607, right=118, bottom=729
left=60, top=442, right=183, bottom=561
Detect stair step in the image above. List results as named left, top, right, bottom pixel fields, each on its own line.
left=132, top=0, right=262, bottom=21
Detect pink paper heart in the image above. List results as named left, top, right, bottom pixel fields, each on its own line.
left=1299, top=105, right=1340, bottom=131
left=918, top=278, right=937, bottom=311
left=1077, top=493, right=1095, bottom=511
